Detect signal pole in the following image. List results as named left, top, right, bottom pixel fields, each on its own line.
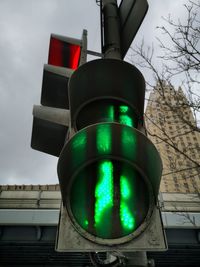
left=98, top=1, right=153, bottom=266
left=101, top=0, right=121, bottom=59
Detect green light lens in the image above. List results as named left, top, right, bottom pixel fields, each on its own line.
left=119, top=105, right=129, bottom=113
left=69, top=160, right=149, bottom=239
left=71, top=130, right=87, bottom=169
left=108, top=105, right=114, bottom=121
left=120, top=175, right=131, bottom=199
left=119, top=114, right=133, bottom=127
left=96, top=124, right=112, bottom=154
left=76, top=100, right=138, bottom=130
left=95, top=161, right=114, bottom=224
left=119, top=105, right=133, bottom=127
left=94, top=160, right=114, bottom=237
left=120, top=175, right=135, bottom=231
left=121, top=126, right=137, bottom=161
left=120, top=202, right=135, bottom=230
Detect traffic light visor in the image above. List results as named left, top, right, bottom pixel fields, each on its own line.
left=58, top=123, right=162, bottom=245
left=76, top=99, right=140, bottom=130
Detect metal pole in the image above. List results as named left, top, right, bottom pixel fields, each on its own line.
left=100, top=0, right=104, bottom=54
left=102, top=0, right=121, bottom=59
left=123, top=252, right=154, bottom=267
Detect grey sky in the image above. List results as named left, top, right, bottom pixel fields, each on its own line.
left=0, top=0, right=187, bottom=185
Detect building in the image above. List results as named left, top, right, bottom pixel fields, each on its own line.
left=145, top=82, right=200, bottom=194
left=0, top=185, right=200, bottom=266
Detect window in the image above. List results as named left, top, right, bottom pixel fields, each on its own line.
left=173, top=177, right=178, bottom=183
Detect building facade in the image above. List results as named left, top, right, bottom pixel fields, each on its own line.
left=145, top=82, right=200, bottom=193
left=0, top=185, right=200, bottom=266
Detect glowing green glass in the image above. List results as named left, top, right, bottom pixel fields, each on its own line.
left=71, top=130, right=87, bottom=170
left=72, top=131, right=86, bottom=148
left=120, top=175, right=135, bottom=230
left=96, top=124, right=112, bottom=154
left=119, top=105, right=133, bottom=127
left=121, top=127, right=137, bottom=165
left=120, top=202, right=135, bottom=230
left=70, top=157, right=150, bottom=239
left=94, top=161, right=114, bottom=225
left=119, top=105, right=129, bottom=113
left=119, top=115, right=133, bottom=127
left=122, top=127, right=136, bottom=146
left=108, top=106, right=114, bottom=121
left=120, top=175, right=131, bottom=199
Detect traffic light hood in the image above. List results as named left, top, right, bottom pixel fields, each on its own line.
left=57, top=122, right=162, bottom=244
left=69, top=59, right=145, bottom=131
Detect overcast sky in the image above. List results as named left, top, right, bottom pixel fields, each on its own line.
left=0, top=0, right=188, bottom=185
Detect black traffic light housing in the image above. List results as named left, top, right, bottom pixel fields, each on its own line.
left=31, top=30, right=87, bottom=157
left=56, top=59, right=167, bottom=250
left=69, top=59, right=145, bottom=130
left=30, top=1, right=167, bottom=252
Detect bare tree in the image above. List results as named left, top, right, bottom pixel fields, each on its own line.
left=130, top=0, right=200, bottom=193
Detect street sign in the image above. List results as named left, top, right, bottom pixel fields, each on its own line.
left=119, top=0, right=149, bottom=58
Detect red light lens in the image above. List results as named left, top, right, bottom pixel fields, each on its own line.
left=48, top=37, right=81, bottom=70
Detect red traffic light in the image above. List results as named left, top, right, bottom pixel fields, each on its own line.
left=48, top=35, right=81, bottom=70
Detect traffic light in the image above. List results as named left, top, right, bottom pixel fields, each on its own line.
left=48, top=34, right=82, bottom=70
left=31, top=30, right=87, bottom=156
left=56, top=59, right=167, bottom=251
left=31, top=0, right=167, bottom=253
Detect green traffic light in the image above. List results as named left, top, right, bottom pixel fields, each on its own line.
left=105, top=104, right=133, bottom=127
left=96, top=124, right=112, bottom=154
left=84, top=219, right=89, bottom=226
left=119, top=105, right=129, bottom=113
left=120, top=175, right=131, bottom=199
left=94, top=161, right=114, bottom=225
left=120, top=175, right=135, bottom=230
left=65, top=123, right=151, bottom=240
left=76, top=100, right=138, bottom=130
left=94, top=160, right=114, bottom=237
left=70, top=159, right=149, bottom=239
left=119, top=105, right=133, bottom=127
left=58, top=122, right=159, bottom=244
left=108, top=105, right=114, bottom=121
left=119, top=114, right=133, bottom=127
left=120, top=202, right=135, bottom=230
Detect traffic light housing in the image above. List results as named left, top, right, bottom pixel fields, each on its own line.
left=56, top=59, right=167, bottom=251
left=31, top=30, right=87, bottom=156
left=58, top=123, right=161, bottom=244
left=30, top=2, right=167, bottom=252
